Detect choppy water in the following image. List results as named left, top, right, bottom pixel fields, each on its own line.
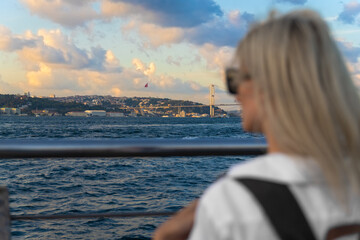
left=0, top=116, right=264, bottom=239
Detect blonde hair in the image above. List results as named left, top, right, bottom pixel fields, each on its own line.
left=235, top=10, right=360, bottom=199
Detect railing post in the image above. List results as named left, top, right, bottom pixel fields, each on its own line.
left=0, top=187, right=10, bottom=239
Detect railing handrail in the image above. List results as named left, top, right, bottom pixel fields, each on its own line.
left=0, top=138, right=267, bottom=159
left=11, top=211, right=176, bottom=221
left=0, top=139, right=267, bottom=238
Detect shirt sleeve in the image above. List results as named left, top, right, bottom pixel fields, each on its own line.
left=187, top=198, right=222, bottom=240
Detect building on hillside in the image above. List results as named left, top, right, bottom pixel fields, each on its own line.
left=107, top=112, right=124, bottom=117
left=85, top=110, right=106, bottom=117
left=1, top=108, right=21, bottom=115
left=1, top=108, right=11, bottom=114
left=32, top=109, right=49, bottom=116
left=66, top=111, right=87, bottom=117
left=175, top=110, right=186, bottom=118
left=12, top=108, right=20, bottom=115
left=180, top=110, right=186, bottom=117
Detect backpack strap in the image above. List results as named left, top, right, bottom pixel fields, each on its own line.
left=236, top=178, right=317, bottom=240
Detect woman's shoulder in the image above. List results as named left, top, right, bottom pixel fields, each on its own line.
left=197, top=153, right=323, bottom=228
left=197, top=154, right=287, bottom=221
left=193, top=155, right=281, bottom=239
left=226, top=153, right=319, bottom=183
left=202, top=153, right=310, bottom=202
left=195, top=154, right=360, bottom=240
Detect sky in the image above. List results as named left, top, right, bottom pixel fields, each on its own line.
left=0, top=0, right=360, bottom=106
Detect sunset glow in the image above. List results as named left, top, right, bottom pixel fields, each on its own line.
left=0, top=0, right=359, bottom=105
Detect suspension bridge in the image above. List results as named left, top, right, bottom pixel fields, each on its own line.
left=117, top=85, right=239, bottom=117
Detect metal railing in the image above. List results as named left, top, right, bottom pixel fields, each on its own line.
left=0, top=138, right=267, bottom=239
left=0, top=138, right=266, bottom=159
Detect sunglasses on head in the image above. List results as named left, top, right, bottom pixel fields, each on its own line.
left=225, top=68, right=251, bottom=95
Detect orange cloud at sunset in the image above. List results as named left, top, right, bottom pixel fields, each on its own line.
left=21, top=0, right=99, bottom=27
left=26, top=63, right=52, bottom=88
left=132, top=58, right=156, bottom=76
left=101, top=0, right=138, bottom=18
left=1, top=0, right=357, bottom=104
left=199, top=44, right=233, bottom=70
left=123, top=21, right=184, bottom=47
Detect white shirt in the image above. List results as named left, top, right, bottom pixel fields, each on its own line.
left=188, top=153, right=360, bottom=240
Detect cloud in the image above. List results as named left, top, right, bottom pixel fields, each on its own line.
left=128, top=58, right=209, bottom=95
left=128, top=58, right=207, bottom=95
left=122, top=21, right=184, bottom=47
left=166, top=56, right=183, bottom=66
left=199, top=43, right=234, bottom=71
left=337, top=39, right=360, bottom=63
left=275, top=0, right=307, bottom=5
left=117, top=3, right=253, bottom=48
left=0, top=24, right=209, bottom=98
left=0, top=74, right=21, bottom=94
left=0, top=26, right=39, bottom=51
left=26, top=63, right=52, bottom=88
left=105, top=50, right=121, bottom=72
left=122, top=10, right=254, bottom=48
left=21, top=0, right=253, bottom=48
left=354, top=74, right=360, bottom=88
left=21, top=70, right=112, bottom=97
left=111, top=87, right=122, bottom=97
left=23, top=64, right=111, bottom=92
left=137, top=74, right=208, bottom=94
left=104, top=0, right=223, bottom=28
left=8, top=33, right=209, bottom=98
left=22, top=0, right=223, bottom=29
left=21, top=64, right=130, bottom=95
left=132, top=58, right=156, bottom=76
left=336, top=39, right=360, bottom=89
left=21, top=0, right=99, bottom=28
left=0, top=26, right=122, bottom=73
left=3, top=1, right=253, bottom=98
left=186, top=11, right=254, bottom=47
left=337, top=1, right=360, bottom=24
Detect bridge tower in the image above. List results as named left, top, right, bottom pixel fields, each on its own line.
left=209, top=84, right=215, bottom=117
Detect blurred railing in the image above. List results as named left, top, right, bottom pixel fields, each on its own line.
left=0, top=138, right=267, bottom=239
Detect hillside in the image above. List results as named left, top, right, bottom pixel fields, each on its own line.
left=0, top=94, right=227, bottom=117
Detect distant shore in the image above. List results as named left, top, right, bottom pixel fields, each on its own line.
left=0, top=94, right=238, bottom=117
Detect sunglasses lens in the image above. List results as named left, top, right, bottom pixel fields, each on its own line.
left=226, top=68, right=238, bottom=94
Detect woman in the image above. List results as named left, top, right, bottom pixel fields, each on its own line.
left=153, top=9, right=360, bottom=240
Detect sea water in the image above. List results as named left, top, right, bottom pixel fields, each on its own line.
left=0, top=116, right=264, bottom=240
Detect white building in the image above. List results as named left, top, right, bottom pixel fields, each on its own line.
left=85, top=110, right=106, bottom=117
left=65, top=111, right=87, bottom=117
left=107, top=112, right=124, bottom=117
left=0, top=108, right=11, bottom=114
left=175, top=110, right=186, bottom=118
left=0, top=108, right=20, bottom=115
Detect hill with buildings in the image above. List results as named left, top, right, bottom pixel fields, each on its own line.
left=0, top=94, right=229, bottom=117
